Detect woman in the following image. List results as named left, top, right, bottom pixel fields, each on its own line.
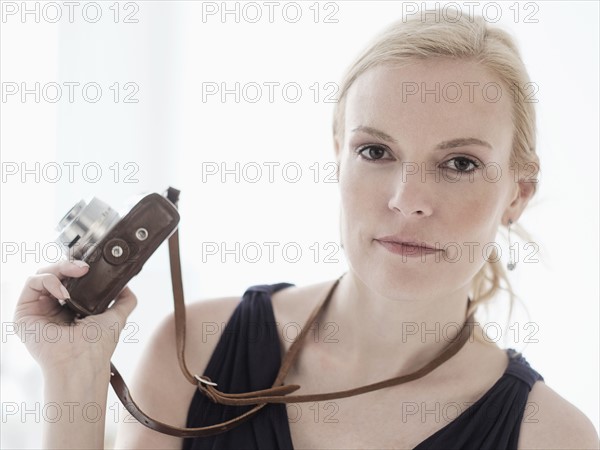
left=14, top=11, right=599, bottom=450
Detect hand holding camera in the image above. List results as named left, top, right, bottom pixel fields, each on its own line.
left=13, top=190, right=179, bottom=374
left=13, top=260, right=138, bottom=374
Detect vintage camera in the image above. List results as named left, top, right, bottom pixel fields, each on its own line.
left=55, top=191, right=180, bottom=317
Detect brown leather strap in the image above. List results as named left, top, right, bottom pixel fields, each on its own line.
left=109, top=361, right=268, bottom=437
left=197, top=278, right=475, bottom=405
left=109, top=188, right=476, bottom=438
left=109, top=189, right=286, bottom=437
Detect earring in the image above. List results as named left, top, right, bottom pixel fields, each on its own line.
left=507, top=219, right=516, bottom=271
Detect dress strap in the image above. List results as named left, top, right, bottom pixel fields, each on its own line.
left=243, top=282, right=295, bottom=297
left=505, top=348, right=544, bottom=390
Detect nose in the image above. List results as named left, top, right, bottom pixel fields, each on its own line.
left=387, top=167, right=433, bottom=217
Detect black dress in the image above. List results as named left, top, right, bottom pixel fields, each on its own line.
left=182, top=282, right=544, bottom=450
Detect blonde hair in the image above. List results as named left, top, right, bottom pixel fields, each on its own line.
left=333, top=12, right=540, bottom=321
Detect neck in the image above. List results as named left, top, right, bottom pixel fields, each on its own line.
left=320, top=271, right=473, bottom=379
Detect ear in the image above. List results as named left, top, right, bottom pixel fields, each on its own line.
left=501, top=180, right=536, bottom=226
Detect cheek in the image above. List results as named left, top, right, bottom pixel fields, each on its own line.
left=338, top=159, right=387, bottom=220
left=439, top=181, right=509, bottom=256
left=337, top=161, right=380, bottom=255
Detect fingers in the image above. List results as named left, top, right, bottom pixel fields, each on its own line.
left=35, top=259, right=90, bottom=280
left=13, top=273, right=72, bottom=325
left=18, top=261, right=138, bottom=333
left=19, top=273, right=70, bottom=305
left=16, top=260, right=90, bottom=309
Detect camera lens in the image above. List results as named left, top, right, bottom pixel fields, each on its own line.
left=56, top=197, right=120, bottom=260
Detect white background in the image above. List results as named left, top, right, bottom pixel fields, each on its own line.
left=1, top=1, right=598, bottom=448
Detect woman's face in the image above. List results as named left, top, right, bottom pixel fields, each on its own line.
left=336, top=58, right=533, bottom=300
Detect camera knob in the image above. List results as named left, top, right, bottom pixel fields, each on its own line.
left=103, top=238, right=131, bottom=265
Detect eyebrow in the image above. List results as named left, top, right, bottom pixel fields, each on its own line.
left=351, top=126, right=493, bottom=150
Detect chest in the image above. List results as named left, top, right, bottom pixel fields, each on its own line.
left=279, top=341, right=506, bottom=449
left=286, top=388, right=476, bottom=449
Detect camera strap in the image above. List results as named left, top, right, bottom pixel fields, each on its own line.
left=109, top=187, right=476, bottom=438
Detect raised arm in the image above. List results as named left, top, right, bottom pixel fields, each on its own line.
left=15, top=259, right=244, bottom=449
left=13, top=260, right=137, bottom=449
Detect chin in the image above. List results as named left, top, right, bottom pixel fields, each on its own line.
left=348, top=239, right=479, bottom=301
left=347, top=253, right=440, bottom=302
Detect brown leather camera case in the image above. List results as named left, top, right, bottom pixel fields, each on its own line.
left=63, top=193, right=180, bottom=316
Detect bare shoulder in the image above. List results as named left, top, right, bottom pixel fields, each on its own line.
left=114, top=294, right=241, bottom=449
left=518, top=380, right=599, bottom=450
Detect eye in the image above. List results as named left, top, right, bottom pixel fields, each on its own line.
left=443, top=156, right=481, bottom=173
left=356, top=145, right=393, bottom=162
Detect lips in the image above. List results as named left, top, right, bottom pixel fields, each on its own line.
left=375, top=235, right=441, bottom=251
left=375, top=239, right=443, bottom=257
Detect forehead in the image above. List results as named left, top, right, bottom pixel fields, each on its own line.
left=345, top=58, right=514, bottom=149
